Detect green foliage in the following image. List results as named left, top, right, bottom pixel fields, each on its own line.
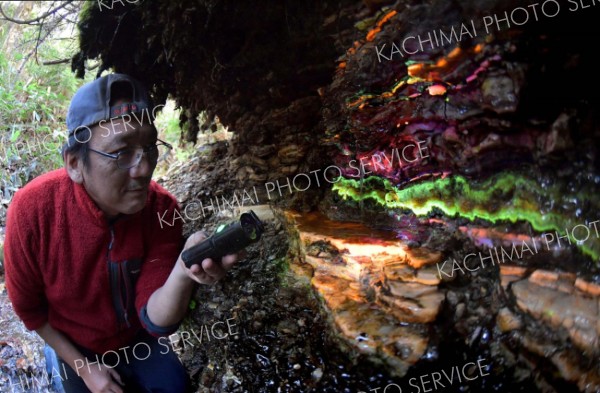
left=0, top=2, right=210, bottom=213
left=153, top=100, right=196, bottom=176
left=0, top=2, right=88, bottom=210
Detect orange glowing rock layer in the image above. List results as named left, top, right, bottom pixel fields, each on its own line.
left=287, top=211, right=445, bottom=377
left=366, top=10, right=398, bottom=42
left=510, top=269, right=600, bottom=356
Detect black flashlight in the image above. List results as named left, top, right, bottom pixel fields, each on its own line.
left=181, top=210, right=265, bottom=268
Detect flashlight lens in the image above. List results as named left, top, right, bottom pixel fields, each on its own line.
left=241, top=219, right=256, bottom=239
left=240, top=213, right=264, bottom=240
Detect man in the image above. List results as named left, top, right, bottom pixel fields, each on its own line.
left=4, top=74, right=238, bottom=393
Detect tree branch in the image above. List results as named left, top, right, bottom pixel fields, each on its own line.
left=42, top=58, right=71, bottom=65
left=0, top=1, right=74, bottom=25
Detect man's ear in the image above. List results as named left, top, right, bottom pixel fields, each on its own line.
left=65, top=151, right=85, bottom=184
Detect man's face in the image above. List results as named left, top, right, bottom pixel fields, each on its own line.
left=78, top=116, right=158, bottom=218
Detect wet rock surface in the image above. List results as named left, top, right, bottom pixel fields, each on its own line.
left=287, top=211, right=442, bottom=375
left=158, top=149, right=598, bottom=391
left=507, top=269, right=600, bottom=391
left=162, top=203, right=396, bottom=393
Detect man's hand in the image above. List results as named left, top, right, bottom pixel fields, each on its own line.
left=177, top=231, right=239, bottom=285
left=35, top=324, right=125, bottom=393
left=146, top=230, right=243, bottom=327
left=80, top=364, right=124, bottom=393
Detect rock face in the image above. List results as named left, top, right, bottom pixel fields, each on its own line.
left=512, top=270, right=600, bottom=354
left=500, top=267, right=600, bottom=392
left=323, top=0, right=598, bottom=182
left=285, top=206, right=600, bottom=390
left=322, top=0, right=600, bottom=259
left=74, top=0, right=352, bottom=201
left=75, top=0, right=600, bottom=392
left=287, top=211, right=444, bottom=376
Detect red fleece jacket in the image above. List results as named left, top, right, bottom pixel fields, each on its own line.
left=4, top=168, right=183, bottom=354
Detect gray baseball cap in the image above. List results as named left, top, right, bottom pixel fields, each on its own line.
left=66, top=73, right=153, bottom=137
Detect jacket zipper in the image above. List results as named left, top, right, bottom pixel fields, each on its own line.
left=107, top=224, right=131, bottom=329
left=121, top=261, right=131, bottom=328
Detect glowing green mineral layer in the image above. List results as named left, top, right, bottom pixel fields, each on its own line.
left=332, top=174, right=599, bottom=261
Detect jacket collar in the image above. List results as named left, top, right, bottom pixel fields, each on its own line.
left=72, top=180, right=113, bottom=227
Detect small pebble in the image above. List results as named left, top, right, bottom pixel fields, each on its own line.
left=312, top=368, right=323, bottom=380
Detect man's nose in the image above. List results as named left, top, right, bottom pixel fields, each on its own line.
left=129, top=151, right=155, bottom=177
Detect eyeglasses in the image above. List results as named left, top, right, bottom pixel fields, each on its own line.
left=88, top=139, right=173, bottom=169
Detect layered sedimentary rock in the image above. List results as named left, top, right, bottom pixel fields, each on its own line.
left=322, top=0, right=600, bottom=264
left=75, top=0, right=600, bottom=391
left=324, top=0, right=598, bottom=178
left=499, top=266, right=600, bottom=392
left=287, top=210, right=445, bottom=376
